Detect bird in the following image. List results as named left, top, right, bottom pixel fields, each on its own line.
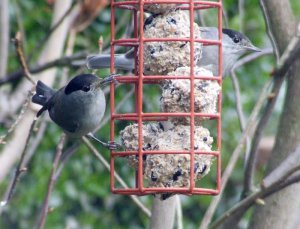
left=32, top=73, right=120, bottom=149
left=86, top=27, right=261, bottom=77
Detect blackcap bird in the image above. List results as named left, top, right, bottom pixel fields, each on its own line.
left=86, top=27, right=261, bottom=77
left=32, top=74, right=119, bottom=149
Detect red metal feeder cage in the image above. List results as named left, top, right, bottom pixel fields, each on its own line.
left=110, top=0, right=222, bottom=196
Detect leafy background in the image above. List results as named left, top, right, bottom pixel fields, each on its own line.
left=0, top=0, right=299, bottom=228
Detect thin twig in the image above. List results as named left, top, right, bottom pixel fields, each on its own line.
left=230, top=71, right=251, bottom=167
left=0, top=118, right=37, bottom=208
left=234, top=48, right=273, bottom=69
left=222, top=7, right=229, bottom=28
left=82, top=137, right=151, bottom=217
left=13, top=32, right=36, bottom=85
left=199, top=79, right=273, bottom=229
left=36, top=134, right=66, bottom=229
left=23, top=120, right=48, bottom=166
left=238, top=0, right=245, bottom=32
left=0, top=91, right=33, bottom=144
left=259, top=0, right=280, bottom=62
left=53, top=143, right=80, bottom=181
left=0, top=52, right=87, bottom=85
left=243, top=29, right=300, bottom=197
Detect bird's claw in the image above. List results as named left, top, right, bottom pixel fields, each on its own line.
left=100, top=74, right=120, bottom=86
left=104, top=141, right=123, bottom=150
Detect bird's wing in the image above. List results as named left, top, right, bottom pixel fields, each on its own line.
left=199, top=27, right=218, bottom=40
left=36, top=88, right=63, bottom=117
left=124, top=48, right=135, bottom=59
left=61, top=121, right=79, bottom=133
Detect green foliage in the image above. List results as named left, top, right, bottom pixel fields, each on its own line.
left=1, top=0, right=300, bottom=228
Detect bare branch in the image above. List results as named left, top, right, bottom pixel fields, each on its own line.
left=230, top=72, right=251, bottom=166
left=13, top=32, right=36, bottom=85
left=262, top=145, right=300, bottom=188
left=36, top=134, right=66, bottom=229
left=243, top=26, right=300, bottom=196
left=0, top=52, right=87, bottom=86
left=259, top=0, right=280, bottom=61
left=53, top=142, right=80, bottom=181
left=199, top=79, right=273, bottom=229
left=210, top=146, right=300, bottom=229
left=233, top=48, right=273, bottom=69
left=0, top=118, right=37, bottom=208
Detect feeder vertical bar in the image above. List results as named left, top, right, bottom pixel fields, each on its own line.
left=133, top=7, right=139, bottom=111
left=216, top=0, right=223, bottom=192
left=133, top=8, right=139, bottom=189
left=110, top=0, right=116, bottom=191
left=138, top=0, right=145, bottom=192
left=189, top=0, right=195, bottom=192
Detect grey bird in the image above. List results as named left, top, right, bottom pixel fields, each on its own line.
left=32, top=73, right=120, bottom=149
left=86, top=27, right=261, bottom=77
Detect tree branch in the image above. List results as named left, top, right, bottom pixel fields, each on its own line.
left=13, top=32, right=36, bottom=85
left=0, top=118, right=37, bottom=208
left=199, top=78, right=273, bottom=229
left=210, top=145, right=300, bottom=229
left=36, top=134, right=66, bottom=229
left=243, top=25, right=300, bottom=196
left=0, top=52, right=87, bottom=86
left=199, top=49, right=273, bottom=229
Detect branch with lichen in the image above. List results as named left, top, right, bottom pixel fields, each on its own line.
left=210, top=145, right=300, bottom=229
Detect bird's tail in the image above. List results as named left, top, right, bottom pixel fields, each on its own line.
left=86, top=53, right=135, bottom=71
left=32, top=81, right=55, bottom=106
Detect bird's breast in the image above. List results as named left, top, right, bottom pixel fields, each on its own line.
left=49, top=89, right=106, bottom=138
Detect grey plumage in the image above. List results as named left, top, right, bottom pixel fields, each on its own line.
left=86, top=27, right=260, bottom=77
left=86, top=51, right=135, bottom=71
left=32, top=74, right=106, bottom=138
left=32, top=80, right=56, bottom=106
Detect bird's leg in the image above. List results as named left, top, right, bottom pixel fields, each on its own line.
left=100, top=73, right=120, bottom=87
left=86, top=133, right=122, bottom=150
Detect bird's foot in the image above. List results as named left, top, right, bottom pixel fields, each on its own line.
left=86, top=133, right=122, bottom=150
left=100, top=73, right=120, bottom=86
left=103, top=141, right=123, bottom=150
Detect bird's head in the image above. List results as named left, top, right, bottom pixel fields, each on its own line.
left=222, top=28, right=261, bottom=56
left=64, top=73, right=117, bottom=95
left=64, top=74, right=101, bottom=95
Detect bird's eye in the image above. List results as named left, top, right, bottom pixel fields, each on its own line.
left=82, top=85, right=90, bottom=92
left=233, top=37, right=240, bottom=43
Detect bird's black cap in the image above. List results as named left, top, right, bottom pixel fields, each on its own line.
left=222, top=28, right=249, bottom=43
left=65, top=74, right=98, bottom=95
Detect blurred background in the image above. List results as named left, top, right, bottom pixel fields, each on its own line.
left=0, top=0, right=299, bottom=228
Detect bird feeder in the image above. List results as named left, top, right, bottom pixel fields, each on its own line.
left=110, top=0, right=222, bottom=196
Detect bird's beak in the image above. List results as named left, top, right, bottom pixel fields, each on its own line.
left=97, top=73, right=120, bottom=88
left=246, top=43, right=261, bottom=52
